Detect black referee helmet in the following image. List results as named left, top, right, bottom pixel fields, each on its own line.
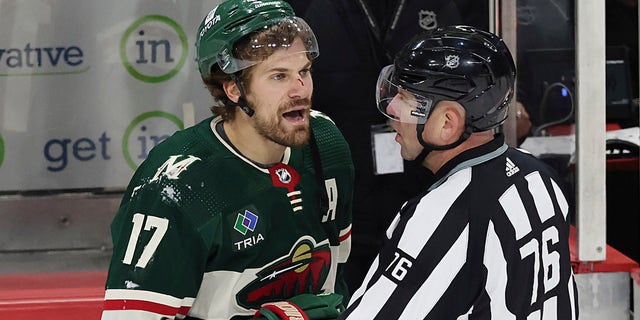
left=379, top=25, right=517, bottom=132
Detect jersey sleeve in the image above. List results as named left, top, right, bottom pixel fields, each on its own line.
left=102, top=172, right=212, bottom=320
left=310, top=109, right=354, bottom=236
left=310, top=110, right=355, bottom=302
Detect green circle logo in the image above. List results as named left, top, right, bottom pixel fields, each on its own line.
left=120, top=15, right=188, bottom=83
left=0, top=134, right=4, bottom=168
left=122, top=111, right=183, bottom=170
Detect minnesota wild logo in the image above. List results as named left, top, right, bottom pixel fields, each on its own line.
left=236, top=239, right=331, bottom=308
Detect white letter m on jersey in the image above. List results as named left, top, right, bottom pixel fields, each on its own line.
left=151, top=155, right=201, bottom=182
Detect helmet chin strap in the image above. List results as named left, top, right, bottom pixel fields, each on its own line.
left=230, top=73, right=255, bottom=117
left=412, top=123, right=473, bottom=165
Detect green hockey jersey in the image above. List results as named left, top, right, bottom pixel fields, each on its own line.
left=102, top=111, right=354, bottom=320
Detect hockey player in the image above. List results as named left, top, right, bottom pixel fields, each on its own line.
left=101, top=1, right=354, bottom=319
left=340, top=26, right=579, bottom=319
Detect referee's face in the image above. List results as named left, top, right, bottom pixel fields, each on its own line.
left=387, top=110, right=426, bottom=162
left=390, top=101, right=464, bottom=163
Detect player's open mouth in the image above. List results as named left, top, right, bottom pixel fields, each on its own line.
left=282, top=108, right=307, bottom=123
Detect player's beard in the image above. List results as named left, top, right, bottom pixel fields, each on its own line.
left=251, top=98, right=311, bottom=148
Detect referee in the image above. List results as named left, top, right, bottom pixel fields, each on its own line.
left=340, top=26, right=578, bottom=319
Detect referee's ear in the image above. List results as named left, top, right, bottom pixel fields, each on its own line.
left=436, top=101, right=466, bottom=144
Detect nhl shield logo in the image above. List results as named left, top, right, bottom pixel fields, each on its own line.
left=418, top=10, right=437, bottom=30
left=268, top=163, right=301, bottom=192
left=444, top=55, right=460, bottom=69
left=275, top=168, right=292, bottom=184
left=268, top=163, right=302, bottom=211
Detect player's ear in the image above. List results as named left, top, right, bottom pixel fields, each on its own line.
left=223, top=80, right=241, bottom=104
left=440, top=102, right=466, bottom=143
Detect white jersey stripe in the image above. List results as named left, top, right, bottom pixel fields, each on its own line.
left=339, top=224, right=352, bottom=238
left=542, top=296, right=558, bottom=320
left=385, top=213, right=402, bottom=239
left=528, top=310, right=541, bottom=320
left=321, top=246, right=340, bottom=294
left=526, top=172, right=554, bottom=223
left=347, top=276, right=397, bottom=319
left=189, top=269, right=249, bottom=318
left=568, top=274, right=576, bottom=320
left=551, top=179, right=569, bottom=220
left=499, top=185, right=531, bottom=240
left=101, top=309, right=171, bottom=320
left=457, top=313, right=470, bottom=320
left=348, top=256, right=380, bottom=307
left=104, top=289, right=192, bottom=307
left=399, top=168, right=471, bottom=257
left=399, top=224, right=469, bottom=320
left=484, top=221, right=517, bottom=320
left=338, top=223, right=352, bottom=263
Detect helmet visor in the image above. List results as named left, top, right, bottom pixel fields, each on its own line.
left=218, top=17, right=319, bottom=74
left=376, top=65, right=435, bottom=124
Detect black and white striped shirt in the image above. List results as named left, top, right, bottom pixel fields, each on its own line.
left=341, top=135, right=578, bottom=319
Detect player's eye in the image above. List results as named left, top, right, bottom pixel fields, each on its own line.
left=299, top=68, right=311, bottom=77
